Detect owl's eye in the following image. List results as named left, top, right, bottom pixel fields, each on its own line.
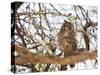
left=63, top=24, right=66, bottom=27
left=68, top=26, right=71, bottom=30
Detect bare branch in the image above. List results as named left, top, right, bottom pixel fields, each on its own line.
left=14, top=45, right=96, bottom=65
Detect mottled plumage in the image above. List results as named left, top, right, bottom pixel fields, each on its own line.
left=58, top=20, right=77, bottom=70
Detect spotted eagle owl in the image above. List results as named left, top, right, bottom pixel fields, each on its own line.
left=58, top=20, right=77, bottom=70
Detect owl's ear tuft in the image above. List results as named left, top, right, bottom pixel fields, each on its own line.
left=64, top=20, right=67, bottom=23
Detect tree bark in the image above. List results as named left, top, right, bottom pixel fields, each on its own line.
left=14, top=45, right=96, bottom=65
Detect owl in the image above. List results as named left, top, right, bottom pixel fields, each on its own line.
left=58, top=20, right=77, bottom=70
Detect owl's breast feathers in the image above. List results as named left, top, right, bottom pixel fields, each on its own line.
left=58, top=21, right=77, bottom=55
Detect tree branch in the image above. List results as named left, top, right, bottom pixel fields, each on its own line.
left=14, top=45, right=96, bottom=65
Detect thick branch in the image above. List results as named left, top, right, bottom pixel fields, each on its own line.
left=82, top=21, right=97, bottom=50
left=14, top=45, right=96, bottom=65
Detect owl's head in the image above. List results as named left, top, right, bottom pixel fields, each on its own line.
left=61, top=20, right=74, bottom=32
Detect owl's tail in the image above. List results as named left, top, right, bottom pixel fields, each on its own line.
left=61, top=64, right=75, bottom=70
left=61, top=65, right=68, bottom=70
